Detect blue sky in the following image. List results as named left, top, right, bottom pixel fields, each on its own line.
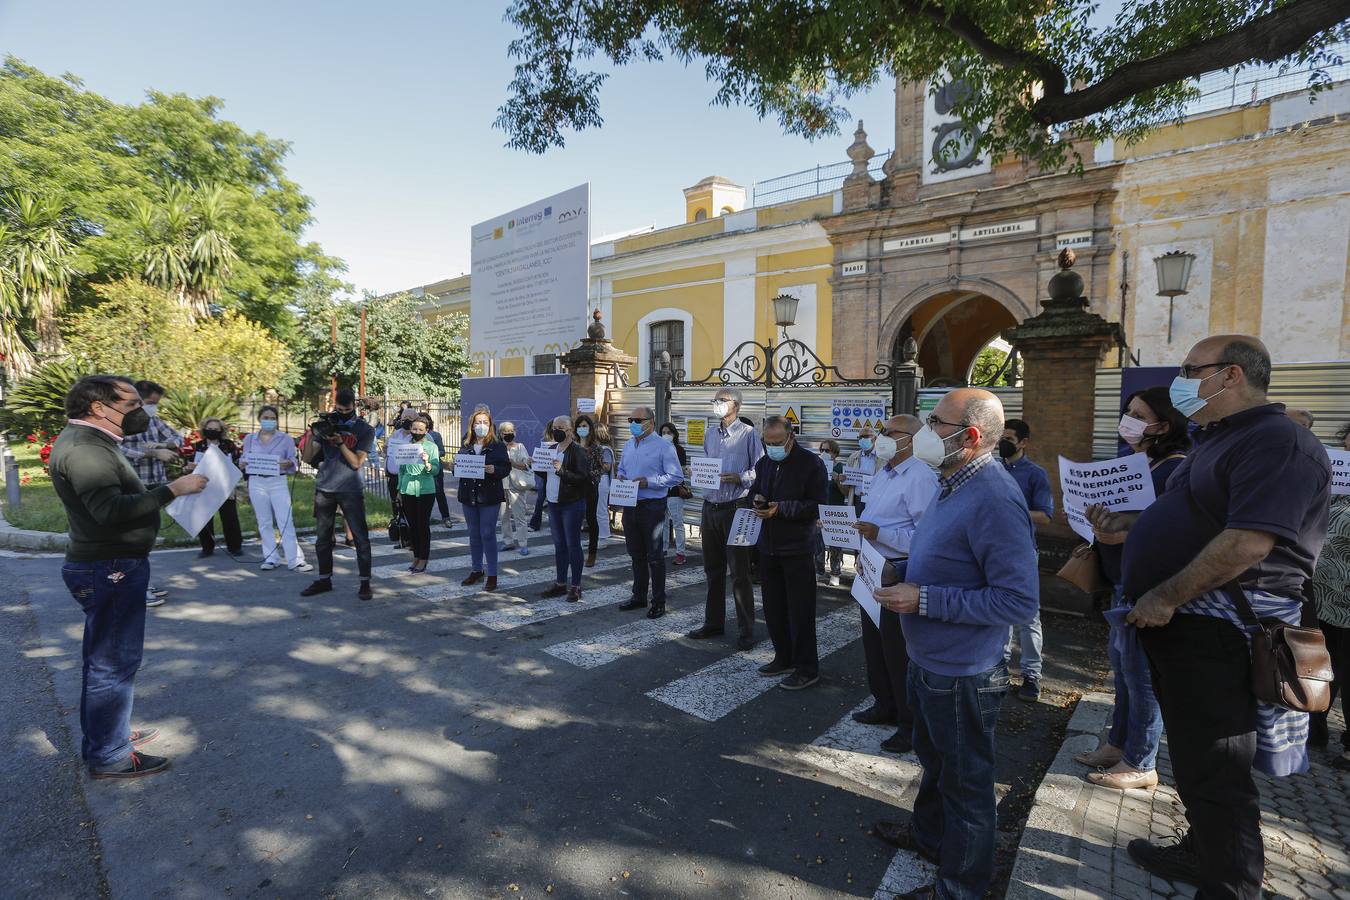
left=1, top=0, right=900, bottom=295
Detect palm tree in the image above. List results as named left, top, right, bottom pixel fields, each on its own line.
left=132, top=186, right=192, bottom=310
left=0, top=224, right=36, bottom=381
left=2, top=190, right=77, bottom=355
left=185, top=184, right=237, bottom=318
left=133, top=183, right=236, bottom=318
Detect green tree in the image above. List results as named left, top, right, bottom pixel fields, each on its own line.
left=497, top=0, right=1350, bottom=169
left=969, top=344, right=1014, bottom=386
left=132, top=183, right=238, bottom=318
left=0, top=224, right=35, bottom=380
left=0, top=189, right=79, bottom=355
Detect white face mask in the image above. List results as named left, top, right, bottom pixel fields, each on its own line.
left=473, top=423, right=490, bottom=438
left=1117, top=414, right=1150, bottom=445
left=142, top=403, right=158, bottom=418
left=713, top=400, right=731, bottom=418
left=912, top=424, right=965, bottom=469
left=661, top=433, right=674, bottom=442
left=872, top=434, right=898, bottom=463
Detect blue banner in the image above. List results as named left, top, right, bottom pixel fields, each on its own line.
left=459, top=374, right=572, bottom=453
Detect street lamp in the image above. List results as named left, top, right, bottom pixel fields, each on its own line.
left=772, top=292, right=800, bottom=336
left=1154, top=250, right=1196, bottom=343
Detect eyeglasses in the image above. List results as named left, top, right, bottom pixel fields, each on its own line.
left=1178, top=361, right=1233, bottom=379
left=627, top=417, right=648, bottom=424
left=926, top=413, right=966, bottom=430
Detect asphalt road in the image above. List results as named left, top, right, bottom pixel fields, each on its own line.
left=1, top=528, right=1107, bottom=900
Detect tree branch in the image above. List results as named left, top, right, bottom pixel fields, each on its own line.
left=1032, top=0, right=1350, bottom=124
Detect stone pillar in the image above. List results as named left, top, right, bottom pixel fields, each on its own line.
left=1006, top=249, right=1121, bottom=545
left=890, top=335, right=923, bottom=416
left=559, top=309, right=637, bottom=422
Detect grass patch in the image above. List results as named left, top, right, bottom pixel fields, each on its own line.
left=3, top=439, right=392, bottom=544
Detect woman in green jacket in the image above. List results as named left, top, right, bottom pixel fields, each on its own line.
left=399, top=415, right=442, bottom=573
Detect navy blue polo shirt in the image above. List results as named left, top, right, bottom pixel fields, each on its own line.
left=1122, top=403, right=1331, bottom=600
left=1003, top=455, right=1054, bottom=517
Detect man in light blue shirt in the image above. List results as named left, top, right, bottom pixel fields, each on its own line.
left=849, top=414, right=938, bottom=755
left=688, top=388, right=764, bottom=650
left=615, top=405, right=684, bottom=618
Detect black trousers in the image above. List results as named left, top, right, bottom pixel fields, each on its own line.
left=432, top=473, right=450, bottom=520
left=761, top=551, right=818, bottom=677
left=700, top=502, right=756, bottom=637
left=529, top=473, right=547, bottom=530
left=198, top=497, right=242, bottom=554
left=622, top=499, right=667, bottom=607
left=584, top=483, right=600, bottom=556
left=1140, top=614, right=1263, bottom=900
left=403, top=493, right=435, bottom=560
left=862, top=606, right=913, bottom=726
left=1311, top=620, right=1350, bottom=749
left=314, top=490, right=372, bottom=579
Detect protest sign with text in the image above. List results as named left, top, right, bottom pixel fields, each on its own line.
left=1058, top=452, right=1158, bottom=542
left=849, top=540, right=884, bottom=627
left=453, top=453, right=486, bottom=480
left=819, top=504, right=860, bottom=550
left=1329, top=448, right=1350, bottom=496
left=690, top=457, right=722, bottom=492
left=532, top=446, right=558, bottom=474
left=241, top=454, right=280, bottom=477
left=608, top=478, right=639, bottom=507
left=727, top=508, right=763, bottom=548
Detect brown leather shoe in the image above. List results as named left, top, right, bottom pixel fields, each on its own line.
left=1073, top=742, right=1123, bottom=768
left=567, top=585, right=582, bottom=603
left=461, top=571, right=484, bottom=586
left=484, top=576, right=498, bottom=592
left=1087, top=763, right=1159, bottom=791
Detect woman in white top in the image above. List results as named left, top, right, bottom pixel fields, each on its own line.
left=241, top=405, right=311, bottom=572
left=497, top=421, right=534, bottom=556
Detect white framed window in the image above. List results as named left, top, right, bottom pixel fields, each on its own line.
left=637, top=308, right=694, bottom=382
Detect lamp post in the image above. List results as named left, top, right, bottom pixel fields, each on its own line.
left=764, top=292, right=801, bottom=387
left=1154, top=250, right=1196, bottom=343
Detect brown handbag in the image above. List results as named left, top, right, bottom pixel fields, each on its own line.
left=1224, top=582, right=1333, bottom=713
left=1056, top=543, right=1107, bottom=594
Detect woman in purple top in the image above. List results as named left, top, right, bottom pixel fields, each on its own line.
left=241, top=405, right=310, bottom=573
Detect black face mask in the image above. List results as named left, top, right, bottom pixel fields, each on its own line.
left=203, top=427, right=223, bottom=441
left=111, top=405, right=150, bottom=437
left=997, top=438, right=1018, bottom=459
left=551, top=428, right=567, bottom=442
left=334, top=409, right=355, bottom=422
left=501, top=433, right=515, bottom=442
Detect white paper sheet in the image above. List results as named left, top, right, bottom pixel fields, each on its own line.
left=727, top=507, right=763, bottom=547
left=819, top=504, right=860, bottom=550
left=241, top=453, right=280, bottom=477
left=392, top=443, right=424, bottom=466
left=1328, top=448, right=1350, bottom=496
left=608, top=478, right=639, bottom=507
left=690, top=457, right=723, bottom=492
left=454, top=453, right=486, bottom=480
left=532, top=446, right=558, bottom=474
left=167, top=444, right=242, bottom=537
left=576, top=397, right=597, bottom=414
left=849, top=540, right=884, bottom=628
left=1058, top=452, right=1158, bottom=543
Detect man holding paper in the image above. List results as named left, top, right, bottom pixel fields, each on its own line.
left=869, top=389, right=1038, bottom=900
left=849, top=414, right=937, bottom=754
left=688, top=388, right=764, bottom=649
left=614, top=405, right=684, bottom=619
left=49, top=375, right=209, bottom=779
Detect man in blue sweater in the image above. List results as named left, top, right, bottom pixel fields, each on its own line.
left=871, top=388, right=1040, bottom=900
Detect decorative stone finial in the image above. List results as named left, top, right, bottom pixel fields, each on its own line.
left=846, top=120, right=875, bottom=179
left=587, top=307, right=606, bottom=340
left=1047, top=248, right=1085, bottom=310
left=1058, top=248, right=1077, bottom=270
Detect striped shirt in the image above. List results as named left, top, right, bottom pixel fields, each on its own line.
left=119, top=416, right=182, bottom=486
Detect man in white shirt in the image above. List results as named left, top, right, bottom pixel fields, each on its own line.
left=842, top=425, right=879, bottom=510
left=851, top=414, right=938, bottom=754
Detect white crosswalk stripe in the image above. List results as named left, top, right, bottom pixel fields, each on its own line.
left=645, top=606, right=860, bottom=721
left=872, top=850, right=936, bottom=899
left=473, top=568, right=707, bottom=631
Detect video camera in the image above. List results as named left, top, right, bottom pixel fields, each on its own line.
left=310, top=412, right=355, bottom=441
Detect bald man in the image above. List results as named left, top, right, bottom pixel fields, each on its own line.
left=1094, top=335, right=1331, bottom=897
left=870, top=388, right=1039, bottom=900
left=1286, top=407, right=1314, bottom=429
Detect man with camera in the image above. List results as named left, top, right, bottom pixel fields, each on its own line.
left=301, top=388, right=376, bottom=601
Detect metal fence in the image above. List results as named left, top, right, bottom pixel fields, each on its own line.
left=1183, top=44, right=1350, bottom=118
left=751, top=151, right=891, bottom=206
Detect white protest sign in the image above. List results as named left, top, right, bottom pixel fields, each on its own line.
left=532, top=446, right=558, bottom=474
left=454, top=453, right=486, bottom=480
left=392, top=443, right=424, bottom=466
left=1058, top=452, right=1158, bottom=543
left=576, top=397, right=597, bottom=414
left=1328, top=448, right=1350, bottom=496
left=849, top=540, right=884, bottom=628
left=608, top=478, right=639, bottom=507
left=241, top=454, right=280, bottom=477
left=727, top=507, right=763, bottom=547
left=167, top=444, right=242, bottom=538
left=819, top=504, right=860, bottom=550
left=690, top=457, right=723, bottom=492
left=842, top=465, right=873, bottom=496
left=830, top=397, right=887, bottom=440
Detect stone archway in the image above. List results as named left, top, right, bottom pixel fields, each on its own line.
left=883, top=281, right=1027, bottom=385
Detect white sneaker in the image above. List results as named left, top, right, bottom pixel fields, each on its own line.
left=145, top=594, right=166, bottom=608
left=828, top=575, right=841, bottom=587
left=290, top=562, right=314, bottom=573
left=260, top=561, right=279, bottom=571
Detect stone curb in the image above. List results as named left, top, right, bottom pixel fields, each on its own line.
left=1004, top=691, right=1115, bottom=900
left=0, top=505, right=70, bottom=552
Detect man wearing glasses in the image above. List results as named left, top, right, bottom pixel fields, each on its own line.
left=688, top=388, right=764, bottom=649
left=614, top=405, right=684, bottom=618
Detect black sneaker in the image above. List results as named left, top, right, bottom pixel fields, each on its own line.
left=778, top=672, right=821, bottom=691
left=358, top=581, right=373, bottom=601
left=735, top=635, right=754, bottom=652
left=90, top=751, right=171, bottom=779
left=880, top=729, right=914, bottom=754
left=870, top=820, right=939, bottom=865
left=686, top=625, right=725, bottom=640
left=758, top=660, right=793, bottom=677
left=300, top=578, right=333, bottom=596
left=852, top=704, right=898, bottom=726
left=1127, top=836, right=1201, bottom=886
left=617, top=598, right=645, bottom=611
left=1017, top=677, right=1041, bottom=703
left=646, top=605, right=666, bottom=619
left=197, top=549, right=214, bottom=559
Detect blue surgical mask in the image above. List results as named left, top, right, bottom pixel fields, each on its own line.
left=629, top=422, right=644, bottom=437
left=142, top=403, right=158, bottom=418
left=577, top=426, right=590, bottom=439
left=1169, top=369, right=1227, bottom=418
left=765, top=444, right=788, bottom=462
left=260, top=420, right=277, bottom=432
left=858, top=437, right=873, bottom=451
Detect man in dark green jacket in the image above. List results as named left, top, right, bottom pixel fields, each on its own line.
left=49, top=375, right=207, bottom=779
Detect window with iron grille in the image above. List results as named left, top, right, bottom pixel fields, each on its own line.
left=648, top=320, right=685, bottom=378
left=532, top=354, right=557, bottom=375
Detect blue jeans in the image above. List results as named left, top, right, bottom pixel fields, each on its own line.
left=463, top=503, right=501, bottom=575
left=622, top=498, right=667, bottom=606
left=908, top=661, right=1008, bottom=900
left=549, top=499, right=585, bottom=586
left=1002, top=614, right=1043, bottom=680
left=1106, top=587, right=1163, bottom=770
left=61, top=557, right=152, bottom=767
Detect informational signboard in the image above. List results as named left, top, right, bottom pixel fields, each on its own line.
left=392, top=443, right=425, bottom=466
left=686, top=417, right=706, bottom=447
left=241, top=454, right=280, bottom=477
left=1328, top=448, right=1350, bottom=495
left=1058, top=453, right=1158, bottom=542
left=849, top=540, right=884, bottom=627
left=727, top=508, right=763, bottom=547
left=576, top=397, right=597, bottom=414
left=531, top=446, right=558, bottom=474
left=830, top=397, right=887, bottom=440
left=608, top=478, right=639, bottom=507
left=690, top=457, right=723, bottom=492
left=819, top=504, right=860, bottom=550
left=453, top=453, right=486, bottom=480
left=470, top=183, right=590, bottom=369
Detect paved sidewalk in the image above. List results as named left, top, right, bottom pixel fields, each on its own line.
left=1008, top=692, right=1350, bottom=899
